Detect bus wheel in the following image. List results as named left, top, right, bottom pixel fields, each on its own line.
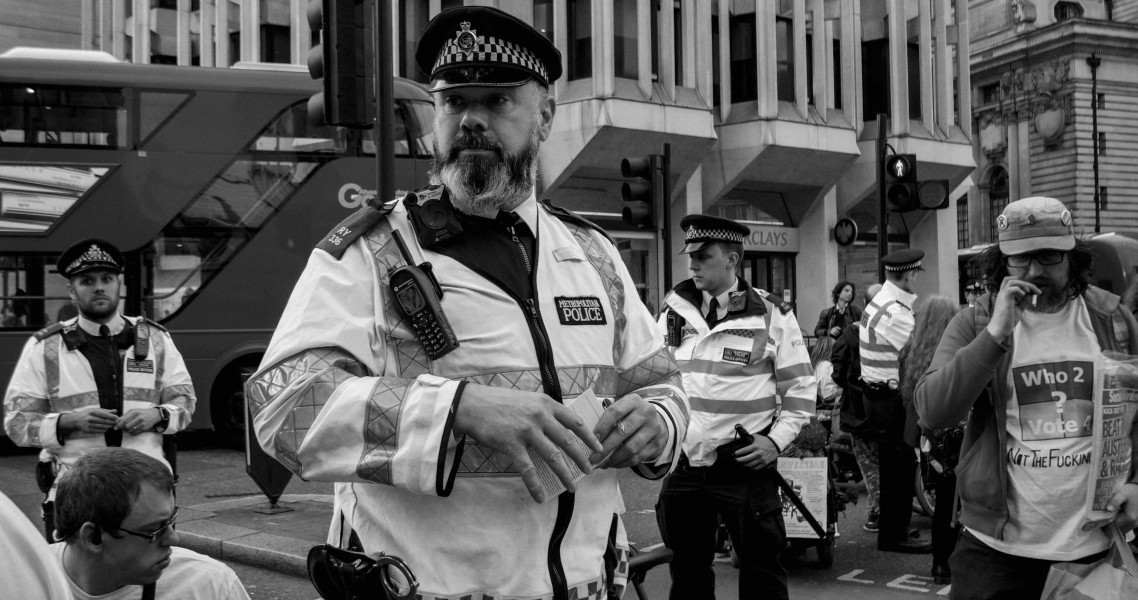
left=211, top=360, right=259, bottom=450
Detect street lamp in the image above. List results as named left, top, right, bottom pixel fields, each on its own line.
left=1087, top=53, right=1101, bottom=233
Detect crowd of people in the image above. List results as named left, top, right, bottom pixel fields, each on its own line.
left=2, top=5, right=1138, bottom=600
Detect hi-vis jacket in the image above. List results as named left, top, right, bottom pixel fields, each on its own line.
left=248, top=188, right=688, bottom=600
left=659, top=279, right=815, bottom=465
left=3, top=316, right=195, bottom=481
left=859, top=280, right=916, bottom=384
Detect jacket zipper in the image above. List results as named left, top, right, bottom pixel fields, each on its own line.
left=452, top=225, right=572, bottom=599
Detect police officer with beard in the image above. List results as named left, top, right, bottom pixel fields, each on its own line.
left=248, top=7, right=689, bottom=600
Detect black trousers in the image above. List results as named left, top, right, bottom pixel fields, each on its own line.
left=865, top=385, right=917, bottom=544
left=657, top=455, right=787, bottom=600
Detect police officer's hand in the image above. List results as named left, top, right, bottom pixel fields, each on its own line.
left=735, top=434, right=779, bottom=470
left=116, top=407, right=162, bottom=436
left=1107, top=482, right=1138, bottom=533
left=986, top=276, right=1041, bottom=343
left=591, top=394, right=668, bottom=470
left=59, top=407, right=118, bottom=435
left=453, top=384, right=603, bottom=503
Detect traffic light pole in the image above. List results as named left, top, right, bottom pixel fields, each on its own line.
left=876, top=113, right=888, bottom=282
left=375, top=0, right=395, bottom=204
left=662, top=143, right=672, bottom=290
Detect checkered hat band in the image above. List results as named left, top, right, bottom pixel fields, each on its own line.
left=685, top=227, right=744, bottom=244
left=885, top=261, right=921, bottom=272
left=433, top=34, right=548, bottom=82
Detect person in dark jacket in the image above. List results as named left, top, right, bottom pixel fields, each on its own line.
left=832, top=283, right=881, bottom=532
left=815, top=281, right=862, bottom=339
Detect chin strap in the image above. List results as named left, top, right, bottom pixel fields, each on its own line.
left=141, top=583, right=156, bottom=600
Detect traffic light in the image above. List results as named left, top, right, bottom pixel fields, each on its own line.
left=621, top=155, right=663, bottom=228
left=884, top=154, right=919, bottom=212
left=306, top=0, right=373, bottom=128
left=917, top=179, right=950, bottom=210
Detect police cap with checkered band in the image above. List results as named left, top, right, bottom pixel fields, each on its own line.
left=57, top=238, right=124, bottom=279
left=679, top=215, right=750, bottom=255
left=415, top=6, right=562, bottom=93
left=882, top=248, right=925, bottom=273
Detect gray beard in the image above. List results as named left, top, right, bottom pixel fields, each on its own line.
left=429, top=126, right=541, bottom=217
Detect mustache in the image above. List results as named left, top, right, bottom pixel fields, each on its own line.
left=445, top=132, right=504, bottom=162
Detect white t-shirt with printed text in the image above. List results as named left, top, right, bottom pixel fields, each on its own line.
left=969, top=296, right=1110, bottom=560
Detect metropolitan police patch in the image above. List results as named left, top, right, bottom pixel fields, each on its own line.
left=555, top=296, right=607, bottom=326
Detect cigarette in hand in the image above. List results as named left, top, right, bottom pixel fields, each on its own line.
left=1032, top=294, right=1038, bottom=307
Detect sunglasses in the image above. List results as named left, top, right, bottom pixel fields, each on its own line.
left=116, top=506, right=179, bottom=544
left=1003, top=251, right=1065, bottom=268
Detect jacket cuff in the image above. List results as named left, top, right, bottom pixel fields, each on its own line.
left=436, top=381, right=467, bottom=496
left=41, top=413, right=63, bottom=449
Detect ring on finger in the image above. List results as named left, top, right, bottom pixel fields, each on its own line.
left=616, top=420, right=630, bottom=435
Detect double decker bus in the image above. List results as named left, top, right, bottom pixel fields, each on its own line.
left=0, top=49, right=436, bottom=446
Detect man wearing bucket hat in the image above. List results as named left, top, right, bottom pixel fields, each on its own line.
left=249, top=6, right=688, bottom=600
left=916, top=197, right=1138, bottom=599
left=3, top=238, right=195, bottom=539
left=656, top=214, right=816, bottom=600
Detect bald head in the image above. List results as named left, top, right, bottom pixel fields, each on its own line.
left=865, top=283, right=883, bottom=305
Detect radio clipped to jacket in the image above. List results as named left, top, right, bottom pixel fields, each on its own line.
left=389, top=230, right=459, bottom=360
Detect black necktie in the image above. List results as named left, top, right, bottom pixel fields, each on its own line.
left=706, top=298, right=720, bottom=329
left=98, top=323, right=121, bottom=447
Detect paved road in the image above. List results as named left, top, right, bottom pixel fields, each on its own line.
left=1, top=435, right=951, bottom=599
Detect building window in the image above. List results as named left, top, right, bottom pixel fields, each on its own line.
left=987, top=167, right=1009, bottom=243
left=399, top=2, right=430, bottom=82
left=1100, top=187, right=1109, bottom=210
left=729, top=13, right=758, bottom=103
left=673, top=0, right=684, bottom=85
left=1097, top=93, right=1105, bottom=109
left=980, top=83, right=1000, bottom=105
left=711, top=13, right=720, bottom=107
left=1097, top=132, right=1106, bottom=155
left=534, top=0, right=554, bottom=44
left=614, top=0, right=638, bottom=78
left=775, top=17, right=793, bottom=103
left=957, top=197, right=969, bottom=249
left=568, top=0, right=592, bottom=81
left=1054, top=2, right=1084, bottom=21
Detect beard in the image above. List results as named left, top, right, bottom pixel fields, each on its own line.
left=76, top=294, right=119, bottom=321
left=1024, top=277, right=1071, bottom=313
left=430, top=124, right=540, bottom=216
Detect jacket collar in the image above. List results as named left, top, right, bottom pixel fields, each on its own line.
left=674, top=278, right=765, bottom=322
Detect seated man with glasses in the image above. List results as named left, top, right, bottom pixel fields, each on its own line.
left=50, top=447, right=250, bottom=600
left=915, top=196, right=1138, bottom=600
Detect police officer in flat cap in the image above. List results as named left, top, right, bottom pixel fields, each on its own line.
left=859, top=248, right=930, bottom=553
left=657, top=214, right=816, bottom=600
left=3, top=238, right=195, bottom=539
left=249, top=7, right=688, bottom=600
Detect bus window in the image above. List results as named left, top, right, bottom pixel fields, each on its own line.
left=0, top=164, right=110, bottom=233
left=252, top=101, right=350, bottom=154
left=362, top=99, right=436, bottom=157
left=0, top=83, right=126, bottom=147
left=0, top=254, right=78, bottom=329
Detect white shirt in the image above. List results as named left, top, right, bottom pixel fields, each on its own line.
left=700, top=279, right=738, bottom=323
left=0, top=491, right=72, bottom=599
left=51, top=544, right=250, bottom=600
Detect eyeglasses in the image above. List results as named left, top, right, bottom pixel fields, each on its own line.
left=1004, top=251, right=1065, bottom=268
left=116, top=506, right=179, bottom=544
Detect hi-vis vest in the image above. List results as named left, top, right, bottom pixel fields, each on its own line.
left=859, top=280, right=916, bottom=383
left=248, top=190, right=689, bottom=600
left=3, top=316, right=196, bottom=481
left=659, top=278, right=816, bottom=466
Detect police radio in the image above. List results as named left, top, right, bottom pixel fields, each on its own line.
left=664, top=310, right=685, bottom=347
left=389, top=230, right=459, bottom=360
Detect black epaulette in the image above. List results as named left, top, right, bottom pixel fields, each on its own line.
left=33, top=322, right=64, bottom=341
left=540, top=199, right=613, bottom=244
left=315, top=194, right=399, bottom=260
left=756, top=289, right=793, bottom=314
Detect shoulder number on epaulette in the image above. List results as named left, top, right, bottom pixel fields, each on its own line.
left=316, top=199, right=397, bottom=259
left=756, top=289, right=793, bottom=314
